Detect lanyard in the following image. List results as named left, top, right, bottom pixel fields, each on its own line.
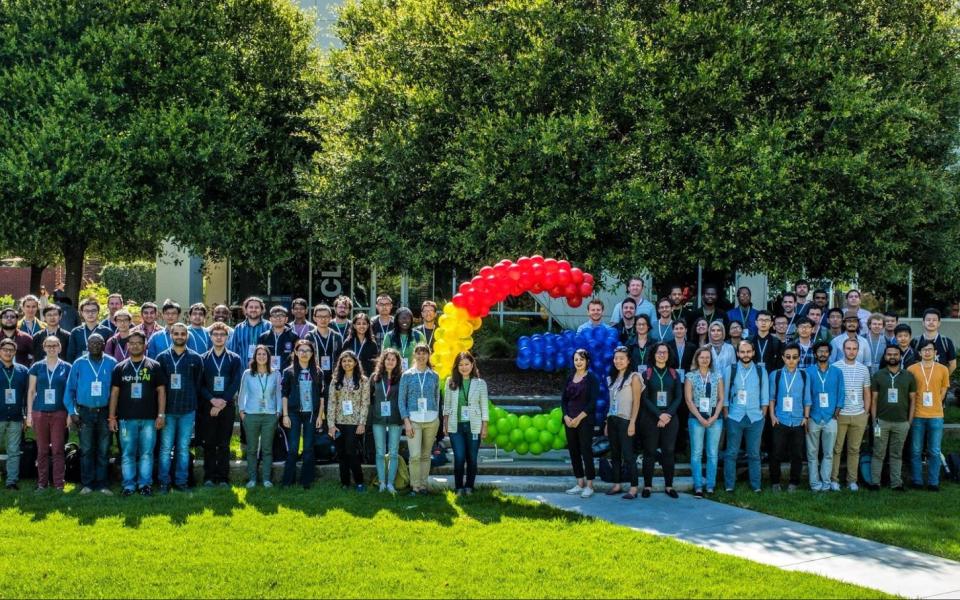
left=247, top=321, right=261, bottom=353
left=653, top=367, right=667, bottom=391
left=211, top=350, right=226, bottom=376
left=919, top=362, right=935, bottom=389
left=675, top=342, right=685, bottom=366
left=315, top=331, right=331, bottom=356
left=786, top=313, right=796, bottom=331
left=45, top=360, right=62, bottom=390
left=756, top=337, right=769, bottom=361
left=2, top=365, right=13, bottom=388
left=82, top=324, right=97, bottom=347
left=798, top=343, right=810, bottom=364
left=900, top=347, right=914, bottom=366
left=738, top=364, right=752, bottom=391
left=380, top=379, right=391, bottom=400
left=415, top=369, right=429, bottom=398
left=352, top=337, right=366, bottom=358
left=292, top=322, right=309, bottom=337
left=272, top=330, right=284, bottom=358
left=116, top=336, right=129, bottom=361
left=460, top=378, right=471, bottom=403
left=870, top=335, right=884, bottom=363
left=189, top=327, right=208, bottom=351
left=697, top=371, right=712, bottom=398
left=739, top=306, right=750, bottom=326
left=815, top=366, right=828, bottom=390
left=671, top=307, right=683, bottom=321
left=256, top=372, right=269, bottom=399
left=635, top=343, right=648, bottom=364
left=398, top=333, right=410, bottom=356
left=130, top=359, right=144, bottom=383
left=22, top=320, right=39, bottom=335
left=423, top=327, right=434, bottom=347
left=782, top=368, right=798, bottom=396
left=888, top=370, right=900, bottom=388
left=87, top=357, right=105, bottom=382
left=657, top=320, right=670, bottom=340
left=170, top=350, right=185, bottom=374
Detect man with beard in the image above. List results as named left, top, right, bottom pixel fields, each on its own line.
left=869, top=345, right=915, bottom=491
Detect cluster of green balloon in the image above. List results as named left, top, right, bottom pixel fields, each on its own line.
left=484, top=403, right=567, bottom=455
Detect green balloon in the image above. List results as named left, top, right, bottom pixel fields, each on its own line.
left=549, top=407, right=563, bottom=420
left=518, top=415, right=532, bottom=430
left=496, top=417, right=511, bottom=433
left=546, top=419, right=561, bottom=434
left=486, top=424, right=498, bottom=439
left=532, top=415, right=547, bottom=430
left=502, top=442, right=515, bottom=452
left=538, top=430, right=554, bottom=446
left=551, top=436, right=566, bottom=450
left=495, top=433, right=510, bottom=447
left=515, top=442, right=529, bottom=455
left=523, top=427, right=539, bottom=443
left=529, top=442, right=543, bottom=455
left=507, top=413, right=519, bottom=430
left=495, top=407, right=508, bottom=422
left=509, top=428, right=524, bottom=444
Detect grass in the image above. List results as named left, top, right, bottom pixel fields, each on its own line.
left=0, top=484, right=886, bottom=598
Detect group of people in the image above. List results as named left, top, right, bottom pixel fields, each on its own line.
left=0, top=292, right=491, bottom=497
left=564, top=278, right=953, bottom=499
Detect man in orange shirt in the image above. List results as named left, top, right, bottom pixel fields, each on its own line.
left=906, top=339, right=950, bottom=491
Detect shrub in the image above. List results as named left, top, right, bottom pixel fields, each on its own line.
left=99, top=262, right=155, bottom=305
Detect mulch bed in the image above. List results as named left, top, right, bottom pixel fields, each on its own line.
left=478, top=358, right=565, bottom=396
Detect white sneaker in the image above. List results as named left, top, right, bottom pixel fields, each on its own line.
left=848, top=482, right=859, bottom=492
left=245, top=480, right=256, bottom=489
left=581, top=487, right=594, bottom=498
left=379, top=483, right=386, bottom=493
left=79, top=487, right=93, bottom=495
left=565, top=485, right=584, bottom=495
left=829, top=482, right=841, bottom=492
left=263, top=481, right=273, bottom=489
left=386, top=485, right=397, bottom=494
left=100, top=488, right=113, bottom=496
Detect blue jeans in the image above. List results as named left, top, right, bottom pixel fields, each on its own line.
left=120, top=419, right=156, bottom=490
left=911, top=417, right=944, bottom=486
left=159, top=412, right=195, bottom=486
left=689, top=416, right=723, bottom=491
left=282, top=410, right=316, bottom=487
left=449, top=421, right=481, bottom=490
left=724, top=416, right=764, bottom=491
left=78, top=406, right=111, bottom=489
left=372, top=424, right=402, bottom=486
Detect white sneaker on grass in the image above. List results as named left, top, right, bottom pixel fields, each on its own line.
left=848, top=482, right=859, bottom=492
left=581, top=487, right=594, bottom=498
left=565, top=485, right=584, bottom=495
left=245, top=480, right=256, bottom=489
left=829, top=482, right=841, bottom=491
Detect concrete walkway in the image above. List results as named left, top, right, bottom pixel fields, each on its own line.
left=518, top=491, right=960, bottom=599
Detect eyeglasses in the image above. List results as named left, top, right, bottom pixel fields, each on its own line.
left=296, top=348, right=313, bottom=354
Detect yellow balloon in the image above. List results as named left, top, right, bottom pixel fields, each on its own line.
left=468, top=317, right=482, bottom=331
left=457, top=321, right=472, bottom=338
left=443, top=303, right=457, bottom=316
left=434, top=339, right=450, bottom=354
left=438, top=314, right=451, bottom=328
left=434, top=327, right=449, bottom=341
left=461, top=337, right=474, bottom=350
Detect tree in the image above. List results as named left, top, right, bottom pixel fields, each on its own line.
left=305, top=0, right=960, bottom=291
left=0, top=0, right=320, bottom=304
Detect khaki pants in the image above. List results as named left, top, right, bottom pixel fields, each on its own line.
left=408, top=419, right=439, bottom=491
left=831, top=412, right=868, bottom=484
left=871, top=419, right=910, bottom=488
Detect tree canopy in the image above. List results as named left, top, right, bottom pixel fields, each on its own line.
left=305, top=0, right=960, bottom=293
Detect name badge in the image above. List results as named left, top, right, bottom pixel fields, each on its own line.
left=170, top=374, right=181, bottom=390
left=299, top=385, right=312, bottom=413
left=846, top=390, right=858, bottom=405
left=610, top=398, right=618, bottom=415
left=213, top=376, right=225, bottom=392
left=460, top=405, right=471, bottom=421
left=131, top=382, right=143, bottom=399
left=380, top=401, right=391, bottom=417
left=247, top=345, right=257, bottom=361
left=923, top=391, right=934, bottom=407
left=271, top=356, right=280, bottom=370
left=656, top=391, right=667, bottom=407
left=887, top=388, right=898, bottom=403
left=819, top=392, right=829, bottom=408
left=4, top=389, right=14, bottom=404
left=321, top=356, right=331, bottom=371
left=698, top=397, right=710, bottom=414
left=91, top=381, right=102, bottom=397
left=782, top=395, right=793, bottom=412
left=402, top=358, right=409, bottom=371
left=417, top=397, right=428, bottom=413
left=342, top=400, right=354, bottom=416
left=737, top=390, right=747, bottom=405
left=44, top=388, right=56, bottom=405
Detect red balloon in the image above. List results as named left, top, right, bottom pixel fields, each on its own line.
left=478, top=304, right=490, bottom=318
left=459, top=282, right=472, bottom=295
left=471, top=276, right=486, bottom=292
left=567, top=296, right=583, bottom=308
left=518, top=271, right=534, bottom=288
left=507, top=264, right=522, bottom=281
left=556, top=269, right=571, bottom=286
left=517, top=256, right=532, bottom=269
left=478, top=266, right=494, bottom=278
left=493, top=264, right=509, bottom=279
left=583, top=273, right=595, bottom=286
left=569, top=267, right=584, bottom=285
left=557, top=259, right=571, bottom=271
left=452, top=293, right=466, bottom=308
left=542, top=272, right=557, bottom=289
left=563, top=282, right=578, bottom=297
left=579, top=282, right=593, bottom=297
left=530, top=254, right=544, bottom=266
left=543, top=258, right=559, bottom=273
left=531, top=282, right=543, bottom=294
left=530, top=263, right=543, bottom=281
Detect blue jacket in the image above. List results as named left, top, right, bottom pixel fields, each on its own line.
left=0, top=362, right=30, bottom=421
left=187, top=326, right=212, bottom=355
left=155, top=347, right=204, bottom=414
left=397, top=367, right=441, bottom=421
left=726, top=306, right=759, bottom=338
left=804, top=364, right=846, bottom=424
left=199, top=348, right=243, bottom=405
left=64, top=354, right=118, bottom=413
left=66, top=323, right=114, bottom=363
left=146, top=328, right=174, bottom=358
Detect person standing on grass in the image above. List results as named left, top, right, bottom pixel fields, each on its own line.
left=650, top=298, right=675, bottom=344
left=289, top=298, right=316, bottom=339
left=414, top=300, right=438, bottom=352
left=768, top=344, right=810, bottom=493
left=398, top=344, right=441, bottom=495
left=32, top=305, right=69, bottom=361
left=562, top=349, right=598, bottom=498
left=907, top=339, right=950, bottom=491
left=108, top=331, right=166, bottom=497
left=830, top=338, right=872, bottom=492
left=629, top=315, right=654, bottom=369
left=708, top=321, right=736, bottom=376
left=804, top=341, right=845, bottom=492
left=199, top=322, right=243, bottom=487
left=327, top=350, right=370, bottom=492
left=66, top=299, right=112, bottom=364
left=345, top=313, right=379, bottom=379
left=0, top=339, right=29, bottom=490
left=63, top=333, right=117, bottom=495
left=155, top=323, right=204, bottom=493
left=26, top=337, right=71, bottom=491
left=104, top=309, right=135, bottom=363
left=751, top=311, right=784, bottom=373
left=443, top=351, right=489, bottom=496
left=371, top=294, right=395, bottom=346
left=864, top=313, right=888, bottom=375
left=685, top=346, right=724, bottom=497
left=869, top=344, right=915, bottom=492
left=910, top=308, right=957, bottom=375
left=639, top=343, right=683, bottom=499
left=238, top=345, right=282, bottom=489
left=308, top=304, right=344, bottom=390
left=370, top=348, right=404, bottom=493
left=381, top=307, right=426, bottom=371
left=723, top=340, right=769, bottom=493
left=281, top=339, right=323, bottom=489
left=259, top=306, right=298, bottom=372
left=229, top=297, right=270, bottom=368
left=605, top=346, right=642, bottom=499
left=186, top=303, right=212, bottom=355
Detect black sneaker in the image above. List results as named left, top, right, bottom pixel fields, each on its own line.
left=867, top=484, right=881, bottom=492
left=640, top=488, right=651, bottom=498
left=694, top=489, right=704, bottom=498
left=121, top=489, right=135, bottom=497
left=927, top=484, right=940, bottom=492
left=172, top=484, right=189, bottom=492
left=910, top=482, right=925, bottom=490
left=892, top=485, right=906, bottom=492
left=140, top=486, right=153, bottom=497
left=665, top=488, right=679, bottom=499
left=5, top=483, right=18, bottom=491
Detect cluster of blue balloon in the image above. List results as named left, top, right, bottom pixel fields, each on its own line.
left=516, top=326, right=620, bottom=423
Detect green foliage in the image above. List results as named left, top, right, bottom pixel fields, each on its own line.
left=306, top=0, right=960, bottom=291
left=0, top=294, right=14, bottom=309
left=99, top=261, right=155, bottom=305
left=78, top=282, right=110, bottom=319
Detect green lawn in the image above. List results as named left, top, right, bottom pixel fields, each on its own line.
left=0, top=484, right=885, bottom=599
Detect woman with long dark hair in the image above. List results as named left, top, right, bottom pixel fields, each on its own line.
left=345, top=312, right=379, bottom=377
left=398, top=343, right=440, bottom=495
left=604, top=346, right=642, bottom=499
left=326, top=350, right=370, bottom=491
left=369, top=348, right=403, bottom=493
left=280, top=339, right=324, bottom=488
left=443, top=351, right=489, bottom=496
left=638, top=342, right=683, bottom=498
left=630, top=315, right=654, bottom=369
left=563, top=348, right=599, bottom=498
left=381, top=307, right=425, bottom=371
left=238, top=344, right=282, bottom=488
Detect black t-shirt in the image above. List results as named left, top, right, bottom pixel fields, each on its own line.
left=111, top=357, right=167, bottom=420
left=751, top=334, right=784, bottom=371
left=911, top=334, right=956, bottom=368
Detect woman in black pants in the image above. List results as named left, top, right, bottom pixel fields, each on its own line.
left=639, top=343, right=683, bottom=498
left=562, top=348, right=598, bottom=498
left=604, top=346, right=643, bottom=499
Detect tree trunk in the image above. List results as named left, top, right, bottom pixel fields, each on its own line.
left=29, top=262, right=47, bottom=296
left=62, top=242, right=87, bottom=307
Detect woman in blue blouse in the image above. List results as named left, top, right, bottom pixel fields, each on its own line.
left=239, top=344, right=282, bottom=488
left=398, top=343, right=440, bottom=495
left=26, top=336, right=71, bottom=491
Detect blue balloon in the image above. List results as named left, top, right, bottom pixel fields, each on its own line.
left=531, top=355, right=544, bottom=369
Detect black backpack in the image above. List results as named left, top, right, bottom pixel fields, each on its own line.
left=772, top=369, right=807, bottom=405
left=727, top=363, right=764, bottom=400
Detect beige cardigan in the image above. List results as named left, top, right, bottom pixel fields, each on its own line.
left=443, top=378, right=490, bottom=434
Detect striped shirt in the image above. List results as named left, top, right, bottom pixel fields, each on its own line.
left=832, top=360, right=871, bottom=416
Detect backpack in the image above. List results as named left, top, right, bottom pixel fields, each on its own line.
left=643, top=366, right=678, bottom=383
left=945, top=452, right=960, bottom=483
left=18, top=437, right=38, bottom=480
left=64, top=442, right=81, bottom=483
left=598, top=457, right=631, bottom=483
left=772, top=369, right=807, bottom=406
left=727, top=363, right=764, bottom=400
